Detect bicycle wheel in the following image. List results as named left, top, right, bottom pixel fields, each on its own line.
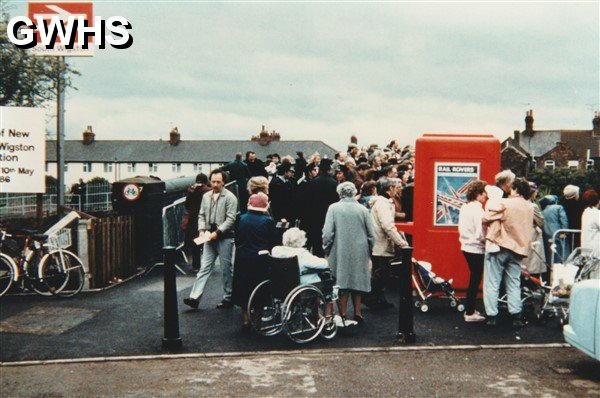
left=248, top=280, right=283, bottom=336
left=39, top=250, right=85, bottom=297
left=283, top=285, right=326, bottom=344
left=0, top=254, right=16, bottom=297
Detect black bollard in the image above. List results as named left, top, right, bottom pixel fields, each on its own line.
left=396, top=246, right=416, bottom=344
left=162, top=246, right=182, bottom=350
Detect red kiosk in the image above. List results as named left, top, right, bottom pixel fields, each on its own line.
left=397, top=133, right=500, bottom=291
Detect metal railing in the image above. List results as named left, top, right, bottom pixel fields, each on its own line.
left=0, top=181, right=112, bottom=216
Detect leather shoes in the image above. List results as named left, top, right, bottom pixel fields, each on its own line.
left=216, top=299, right=233, bottom=309
left=183, top=298, right=199, bottom=309
left=512, top=316, right=525, bottom=329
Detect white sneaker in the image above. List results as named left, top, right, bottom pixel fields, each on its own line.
left=464, top=311, right=486, bottom=322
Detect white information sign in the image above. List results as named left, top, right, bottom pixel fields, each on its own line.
left=0, top=107, right=46, bottom=193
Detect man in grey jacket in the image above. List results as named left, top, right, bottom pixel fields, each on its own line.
left=184, top=169, right=238, bottom=309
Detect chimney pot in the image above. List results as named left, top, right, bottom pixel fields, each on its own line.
left=169, top=127, right=181, bottom=146
left=82, top=125, right=95, bottom=145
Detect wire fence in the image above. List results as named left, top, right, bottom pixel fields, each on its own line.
left=0, top=181, right=112, bottom=217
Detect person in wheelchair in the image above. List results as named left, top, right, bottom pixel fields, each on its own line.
left=271, top=227, right=335, bottom=297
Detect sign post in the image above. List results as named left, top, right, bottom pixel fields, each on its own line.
left=27, top=2, right=94, bottom=215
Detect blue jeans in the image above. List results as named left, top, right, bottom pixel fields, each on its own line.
left=189, top=238, right=234, bottom=301
left=483, top=248, right=523, bottom=317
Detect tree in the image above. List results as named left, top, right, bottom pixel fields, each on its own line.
left=0, top=0, right=79, bottom=107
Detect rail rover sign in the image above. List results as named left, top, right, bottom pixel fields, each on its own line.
left=28, top=2, right=94, bottom=56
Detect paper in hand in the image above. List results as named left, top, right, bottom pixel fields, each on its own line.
left=194, top=231, right=212, bottom=246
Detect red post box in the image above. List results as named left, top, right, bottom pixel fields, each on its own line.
left=397, top=133, right=500, bottom=291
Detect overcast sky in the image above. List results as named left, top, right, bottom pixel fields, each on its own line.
left=13, top=1, right=600, bottom=150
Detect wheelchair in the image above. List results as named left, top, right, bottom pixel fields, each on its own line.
left=247, top=254, right=342, bottom=343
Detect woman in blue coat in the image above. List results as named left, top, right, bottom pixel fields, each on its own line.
left=231, top=192, right=276, bottom=330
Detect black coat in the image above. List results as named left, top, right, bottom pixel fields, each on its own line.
left=231, top=211, right=276, bottom=309
left=246, top=158, right=268, bottom=177
left=304, top=174, right=338, bottom=256
left=269, top=176, right=297, bottom=222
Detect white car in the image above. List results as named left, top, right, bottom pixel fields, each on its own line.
left=563, top=279, right=600, bottom=361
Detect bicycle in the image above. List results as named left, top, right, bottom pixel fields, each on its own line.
left=0, top=228, right=86, bottom=298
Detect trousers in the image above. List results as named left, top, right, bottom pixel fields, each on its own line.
left=483, top=248, right=523, bottom=317
left=189, top=238, right=234, bottom=301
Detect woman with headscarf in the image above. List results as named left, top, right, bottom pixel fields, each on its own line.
left=562, top=184, right=584, bottom=252
left=231, top=192, right=276, bottom=331
left=322, top=182, right=375, bottom=323
left=540, top=194, right=568, bottom=265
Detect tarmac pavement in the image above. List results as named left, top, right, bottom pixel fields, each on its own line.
left=0, top=264, right=568, bottom=362
left=1, top=264, right=599, bottom=397
left=2, top=347, right=599, bottom=397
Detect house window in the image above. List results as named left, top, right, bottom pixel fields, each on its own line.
left=127, top=163, right=136, bottom=173
left=586, top=159, right=594, bottom=170
left=148, top=163, right=158, bottom=173
left=104, top=163, right=113, bottom=173
left=544, top=160, right=555, bottom=170
left=45, top=163, right=49, bottom=172
left=83, top=162, right=92, bottom=172
left=193, top=163, right=203, bottom=172
left=172, top=163, right=181, bottom=173
left=64, top=163, right=68, bottom=172
left=568, top=160, right=579, bottom=169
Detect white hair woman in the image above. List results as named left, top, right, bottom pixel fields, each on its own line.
left=271, top=228, right=330, bottom=285
left=322, top=182, right=375, bottom=323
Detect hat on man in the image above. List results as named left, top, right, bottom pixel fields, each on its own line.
left=277, top=163, right=295, bottom=175
left=563, top=184, right=579, bottom=199
left=320, top=158, right=333, bottom=171
left=247, top=192, right=269, bottom=212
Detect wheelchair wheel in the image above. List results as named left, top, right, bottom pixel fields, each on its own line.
left=247, top=280, right=282, bottom=336
left=320, top=315, right=338, bottom=340
left=283, top=285, right=326, bottom=344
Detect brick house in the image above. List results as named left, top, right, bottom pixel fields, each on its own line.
left=501, top=110, right=600, bottom=173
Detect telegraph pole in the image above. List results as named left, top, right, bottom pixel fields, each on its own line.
left=56, top=56, right=65, bottom=215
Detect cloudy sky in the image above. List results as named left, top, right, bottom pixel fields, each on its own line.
left=13, top=0, right=600, bottom=150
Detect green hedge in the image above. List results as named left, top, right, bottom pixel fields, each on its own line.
left=527, top=169, right=600, bottom=197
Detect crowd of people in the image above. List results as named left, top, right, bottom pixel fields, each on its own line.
left=179, top=141, right=599, bottom=332
left=458, top=171, right=600, bottom=327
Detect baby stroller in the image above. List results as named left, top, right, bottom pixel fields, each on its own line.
left=538, top=247, right=600, bottom=326
left=407, top=259, right=464, bottom=313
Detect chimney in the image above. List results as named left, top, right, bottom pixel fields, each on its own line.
left=82, top=125, right=95, bottom=145
left=169, top=127, right=180, bottom=146
left=513, top=130, right=520, bottom=144
left=524, top=109, right=534, bottom=134
left=593, top=111, right=600, bottom=137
